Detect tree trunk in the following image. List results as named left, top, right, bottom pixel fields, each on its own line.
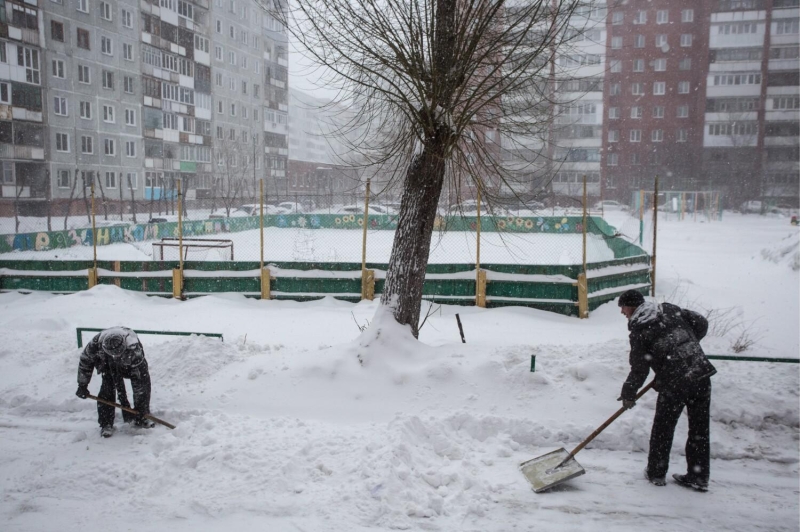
left=63, top=173, right=78, bottom=230
left=128, top=174, right=137, bottom=224
left=380, top=144, right=447, bottom=338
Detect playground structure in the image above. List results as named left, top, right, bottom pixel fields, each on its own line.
left=631, top=190, right=723, bottom=223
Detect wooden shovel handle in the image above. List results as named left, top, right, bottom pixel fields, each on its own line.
left=567, top=380, right=655, bottom=458
left=86, top=393, right=176, bottom=429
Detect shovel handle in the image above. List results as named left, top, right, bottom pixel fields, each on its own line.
left=86, top=394, right=176, bottom=430
left=567, top=380, right=655, bottom=458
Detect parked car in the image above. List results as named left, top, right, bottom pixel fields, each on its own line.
left=368, top=204, right=397, bottom=215
left=209, top=209, right=248, bottom=219
left=94, top=220, right=135, bottom=228
left=277, top=201, right=303, bottom=214
left=593, top=200, right=629, bottom=211
left=239, top=204, right=289, bottom=216
left=147, top=215, right=179, bottom=224
left=337, top=205, right=387, bottom=216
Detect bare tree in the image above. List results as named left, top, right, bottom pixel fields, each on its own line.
left=214, top=140, right=255, bottom=216
left=280, top=0, right=581, bottom=336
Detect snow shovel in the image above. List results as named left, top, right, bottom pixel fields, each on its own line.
left=87, top=393, right=176, bottom=429
left=520, top=380, right=655, bottom=493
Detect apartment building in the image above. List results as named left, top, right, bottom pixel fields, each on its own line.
left=603, top=0, right=799, bottom=206
left=705, top=0, right=800, bottom=205
left=603, top=1, right=710, bottom=201
left=0, top=0, right=46, bottom=215
left=0, top=0, right=290, bottom=218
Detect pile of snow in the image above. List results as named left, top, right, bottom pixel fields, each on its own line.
left=761, top=231, right=800, bottom=271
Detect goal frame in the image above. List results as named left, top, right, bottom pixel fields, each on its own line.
left=152, top=238, right=235, bottom=261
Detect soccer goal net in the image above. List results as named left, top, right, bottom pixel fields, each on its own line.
left=152, top=238, right=234, bottom=261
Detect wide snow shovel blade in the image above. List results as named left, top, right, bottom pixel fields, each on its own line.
left=520, top=380, right=655, bottom=493
left=86, top=393, right=176, bottom=429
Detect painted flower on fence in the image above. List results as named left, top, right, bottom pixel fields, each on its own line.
left=276, top=216, right=288, bottom=228
left=310, top=216, right=321, bottom=228
left=497, top=219, right=507, bottom=230
left=297, top=217, right=308, bottom=228
left=335, top=217, right=342, bottom=225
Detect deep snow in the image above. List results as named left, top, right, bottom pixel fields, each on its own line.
left=0, top=213, right=798, bottom=532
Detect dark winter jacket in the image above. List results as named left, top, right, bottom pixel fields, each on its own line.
left=77, top=327, right=147, bottom=386
left=620, top=302, right=716, bottom=401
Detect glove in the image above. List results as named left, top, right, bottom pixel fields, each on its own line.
left=76, top=385, right=90, bottom=399
left=617, top=396, right=636, bottom=410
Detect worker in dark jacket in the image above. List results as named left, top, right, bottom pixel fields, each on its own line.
left=617, top=289, right=716, bottom=492
left=76, top=327, right=154, bottom=438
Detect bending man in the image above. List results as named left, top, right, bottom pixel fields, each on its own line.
left=76, top=327, right=154, bottom=438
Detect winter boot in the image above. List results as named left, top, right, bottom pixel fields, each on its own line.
left=100, top=426, right=115, bottom=438
left=134, top=417, right=155, bottom=429
left=672, top=473, right=708, bottom=492
left=644, top=468, right=666, bottom=486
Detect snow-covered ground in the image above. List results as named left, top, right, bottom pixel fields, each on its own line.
left=0, top=214, right=798, bottom=532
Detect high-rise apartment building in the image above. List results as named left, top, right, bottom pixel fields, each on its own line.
left=0, top=0, right=46, bottom=214
left=603, top=0, right=798, bottom=206
left=0, top=0, right=289, bottom=218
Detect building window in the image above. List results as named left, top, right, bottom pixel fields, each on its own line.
left=612, top=12, right=623, bottom=25
left=58, top=170, right=71, bottom=188
left=678, top=81, right=690, bottom=94
left=17, top=47, right=40, bottom=84
left=101, top=36, right=113, bottom=55
left=215, top=46, right=223, bottom=61
left=677, top=105, right=689, bottom=118
left=653, top=81, right=666, bottom=95
left=104, top=138, right=115, bottom=156
left=680, top=34, right=693, bottom=47
left=230, top=103, right=236, bottom=116
left=654, top=58, right=666, bottom=71
left=633, top=10, right=647, bottom=24
left=681, top=9, right=694, bottom=23
left=77, top=28, right=90, bottom=49
left=122, top=9, right=132, bottom=28
left=631, top=152, right=640, bottom=165
left=77, top=0, right=89, bottom=13
left=0, top=43, right=6, bottom=64
left=610, top=59, right=621, bottom=73
left=52, top=59, right=65, bottom=79
left=718, top=23, right=758, bottom=35
left=56, top=132, right=70, bottom=152
left=652, top=106, right=664, bottom=118
left=126, top=172, right=138, bottom=189
left=634, top=34, right=645, bottom=48
left=126, top=141, right=136, bottom=157
left=195, top=35, right=209, bottom=53
left=633, top=59, right=644, bottom=72
left=630, top=130, right=642, bottom=142
left=773, top=96, right=800, bottom=110
left=124, top=76, right=134, bottom=94
left=242, top=80, right=248, bottom=94
left=100, top=1, right=112, bottom=20
left=216, top=126, right=223, bottom=139
left=610, top=36, right=622, bottom=50
left=80, top=101, right=91, bottom=119
left=631, top=82, right=644, bottom=95
left=775, top=19, right=799, bottom=35
left=81, top=136, right=93, bottom=154
left=0, top=82, right=8, bottom=104
left=655, top=35, right=668, bottom=48
left=631, top=106, right=642, bottom=119
left=656, top=10, right=668, bottom=24
left=125, top=109, right=136, bottom=126
left=608, top=130, right=619, bottom=142
left=123, top=43, right=133, bottom=61
left=102, top=71, right=114, bottom=90
left=54, top=97, right=68, bottom=116
left=708, top=122, right=758, bottom=136
left=679, top=58, right=692, bottom=70
left=217, top=100, right=223, bottom=114
left=607, top=153, right=618, bottom=166
left=608, top=107, right=620, bottom=119
left=105, top=171, right=116, bottom=188
left=229, top=51, right=236, bottom=65
left=103, top=105, right=115, bottom=123
left=652, top=129, right=664, bottom=142
left=51, top=20, right=65, bottom=41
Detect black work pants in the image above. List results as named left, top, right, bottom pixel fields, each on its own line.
left=647, top=378, right=712, bottom=481
left=97, top=359, right=151, bottom=428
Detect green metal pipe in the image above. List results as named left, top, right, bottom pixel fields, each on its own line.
left=77, top=327, right=223, bottom=348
